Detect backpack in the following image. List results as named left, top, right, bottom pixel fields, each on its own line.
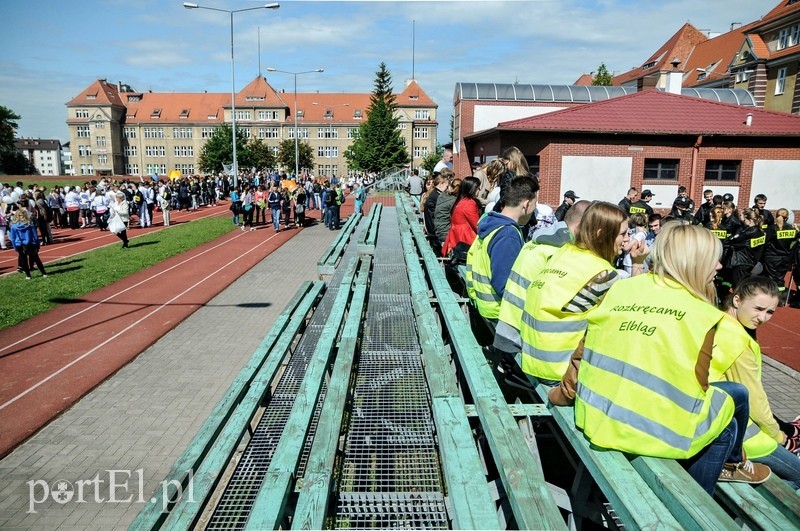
left=162, top=187, right=172, bottom=201
left=313, top=182, right=322, bottom=194
left=335, top=190, right=344, bottom=206
left=134, top=190, right=144, bottom=204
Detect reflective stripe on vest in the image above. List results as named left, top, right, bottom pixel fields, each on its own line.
left=519, top=244, right=611, bottom=381
left=574, top=274, right=734, bottom=459
left=466, top=225, right=521, bottom=319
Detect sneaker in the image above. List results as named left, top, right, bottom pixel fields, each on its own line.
left=42, top=274, right=48, bottom=278
left=718, top=460, right=771, bottom=484
left=241, top=226, right=246, bottom=231
left=249, top=227, right=256, bottom=232
left=25, top=276, right=31, bottom=280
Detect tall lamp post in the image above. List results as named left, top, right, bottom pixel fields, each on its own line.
left=183, top=2, right=280, bottom=190
left=266, top=68, right=323, bottom=179
left=313, top=102, right=348, bottom=178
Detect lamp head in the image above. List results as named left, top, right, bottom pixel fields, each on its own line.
left=183, top=2, right=198, bottom=8
left=263, top=3, right=280, bottom=9
left=266, top=68, right=276, bottom=72
left=315, top=68, right=324, bottom=73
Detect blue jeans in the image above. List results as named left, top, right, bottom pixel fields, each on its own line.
left=271, top=207, right=280, bottom=230
left=753, top=444, right=800, bottom=492
left=683, top=381, right=749, bottom=495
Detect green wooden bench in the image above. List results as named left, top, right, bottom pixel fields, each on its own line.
left=356, top=202, right=382, bottom=255
left=129, top=281, right=325, bottom=531
left=316, top=212, right=362, bottom=278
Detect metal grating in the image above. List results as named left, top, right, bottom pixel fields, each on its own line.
left=335, top=207, right=448, bottom=529
left=206, top=216, right=368, bottom=529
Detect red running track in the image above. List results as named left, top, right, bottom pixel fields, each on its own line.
left=0, top=201, right=335, bottom=458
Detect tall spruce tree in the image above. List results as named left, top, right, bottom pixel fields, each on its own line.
left=592, top=63, right=613, bottom=86
left=344, top=63, right=409, bottom=173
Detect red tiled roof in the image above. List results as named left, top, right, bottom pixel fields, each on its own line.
left=748, top=34, right=771, bottom=60
left=495, top=90, right=800, bottom=136
left=613, top=23, right=708, bottom=86
left=234, top=76, right=288, bottom=107
left=124, top=92, right=230, bottom=124
left=573, top=73, right=594, bottom=86
left=396, top=79, right=437, bottom=107
left=292, top=93, right=373, bottom=123
left=751, top=0, right=800, bottom=30
left=682, top=23, right=757, bottom=86
left=66, top=79, right=126, bottom=107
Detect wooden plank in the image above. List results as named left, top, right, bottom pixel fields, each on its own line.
left=464, top=403, right=550, bottom=418
left=716, top=482, right=798, bottom=530
left=291, top=257, right=370, bottom=530
left=244, top=257, right=363, bottom=530
left=316, top=213, right=361, bottom=272
left=400, top=221, right=501, bottom=530
left=533, top=385, right=684, bottom=530
left=129, top=281, right=322, bottom=531
left=756, top=475, right=800, bottom=523
left=632, top=457, right=738, bottom=530
left=396, top=196, right=566, bottom=531
left=160, top=282, right=327, bottom=530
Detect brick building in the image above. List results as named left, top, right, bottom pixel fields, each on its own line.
left=462, top=90, right=800, bottom=212
left=65, top=77, right=437, bottom=178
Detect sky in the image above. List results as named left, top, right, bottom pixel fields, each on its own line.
left=0, top=0, right=777, bottom=145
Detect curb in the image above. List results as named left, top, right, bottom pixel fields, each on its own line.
left=763, top=355, right=799, bottom=381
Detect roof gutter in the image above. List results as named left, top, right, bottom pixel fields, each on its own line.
left=691, top=135, right=703, bottom=200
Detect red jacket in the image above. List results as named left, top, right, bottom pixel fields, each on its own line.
left=442, top=198, right=480, bottom=256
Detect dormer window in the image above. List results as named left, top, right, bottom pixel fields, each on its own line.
left=643, top=61, right=657, bottom=70
left=296, top=109, right=304, bottom=119
left=151, top=109, right=161, bottom=119
left=179, top=109, right=190, bottom=119
left=409, top=95, right=419, bottom=100
left=324, top=110, right=333, bottom=119
left=127, top=95, right=140, bottom=102
left=246, top=96, right=265, bottom=101
left=354, top=109, right=362, bottom=119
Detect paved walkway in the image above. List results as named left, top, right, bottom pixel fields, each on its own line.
left=0, top=218, right=339, bottom=530
left=0, top=200, right=797, bottom=529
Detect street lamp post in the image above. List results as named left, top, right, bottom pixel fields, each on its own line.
left=313, top=102, right=348, bottom=178
left=266, top=68, right=324, bottom=180
left=183, top=2, right=280, bottom=190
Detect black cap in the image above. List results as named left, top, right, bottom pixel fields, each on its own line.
left=722, top=193, right=734, bottom=202
left=564, top=190, right=579, bottom=199
left=675, top=196, right=691, bottom=209
left=641, top=189, right=654, bottom=197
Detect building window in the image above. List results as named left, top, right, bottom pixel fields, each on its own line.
left=413, top=127, right=429, bottom=139
left=96, top=136, right=107, bottom=147
left=258, top=127, right=279, bottom=139
left=413, top=146, right=428, bottom=158
left=397, top=122, right=406, bottom=130
left=173, top=127, right=193, bottom=139
left=125, top=163, right=139, bottom=175
left=792, top=24, right=800, bottom=46
left=776, top=67, right=787, bottom=95
left=202, top=127, right=216, bottom=138
left=317, top=146, right=338, bottom=158
left=77, top=125, right=90, bottom=138
left=151, top=109, right=161, bottom=119
left=318, top=127, right=338, bottom=139
left=643, top=159, right=679, bottom=180
left=124, top=146, right=137, bottom=157
left=288, top=127, right=308, bottom=139
left=235, top=110, right=251, bottom=120
left=76, top=109, right=89, bottom=118
left=124, top=127, right=137, bottom=139
left=144, top=127, right=164, bottom=138
left=94, top=121, right=105, bottom=129
left=173, top=146, right=194, bottom=157
left=735, top=71, right=751, bottom=83
left=296, top=109, right=304, bottom=119
left=353, top=109, right=362, bottom=120
left=414, top=109, right=430, bottom=120
left=258, top=110, right=278, bottom=120
left=98, top=154, right=108, bottom=165
left=778, top=28, right=790, bottom=50
left=347, top=128, right=359, bottom=139
left=705, top=160, right=740, bottom=181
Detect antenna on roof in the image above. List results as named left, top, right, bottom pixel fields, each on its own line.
left=412, top=20, right=416, bottom=80
left=258, top=26, right=262, bottom=77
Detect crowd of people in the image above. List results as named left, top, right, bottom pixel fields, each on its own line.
left=414, top=146, right=800, bottom=495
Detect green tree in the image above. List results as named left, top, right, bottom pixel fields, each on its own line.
left=277, top=138, right=314, bottom=174
left=344, top=62, right=409, bottom=173
left=197, top=124, right=248, bottom=174
left=0, top=105, right=35, bottom=175
left=421, top=144, right=443, bottom=174
left=246, top=138, right=277, bottom=173
left=592, top=63, right=614, bottom=86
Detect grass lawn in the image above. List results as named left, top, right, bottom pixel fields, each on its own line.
left=0, top=217, right=236, bottom=330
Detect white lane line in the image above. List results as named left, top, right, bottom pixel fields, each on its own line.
left=0, top=231, right=282, bottom=411
left=0, top=225, right=259, bottom=355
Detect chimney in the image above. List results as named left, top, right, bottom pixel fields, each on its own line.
left=666, top=58, right=683, bottom=94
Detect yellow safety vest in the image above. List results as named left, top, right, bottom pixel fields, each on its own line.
left=465, top=225, right=522, bottom=320
left=575, top=274, right=735, bottom=459
left=712, top=315, right=779, bottom=459
left=519, top=244, right=614, bottom=381
left=496, top=241, right=560, bottom=349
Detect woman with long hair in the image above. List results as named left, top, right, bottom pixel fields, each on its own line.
left=108, top=191, right=130, bottom=248
left=442, top=176, right=481, bottom=258
left=573, top=224, right=770, bottom=494
left=520, top=201, right=628, bottom=387
left=9, top=206, right=47, bottom=279
left=715, top=276, right=800, bottom=490
left=483, top=159, right=508, bottom=213
left=434, top=178, right=461, bottom=250
left=762, top=208, right=797, bottom=295
left=705, top=206, right=727, bottom=238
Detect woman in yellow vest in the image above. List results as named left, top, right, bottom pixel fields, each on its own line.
left=519, top=201, right=628, bottom=385
left=714, top=276, right=800, bottom=491
left=574, top=223, right=771, bottom=494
